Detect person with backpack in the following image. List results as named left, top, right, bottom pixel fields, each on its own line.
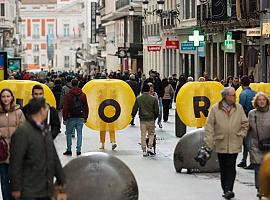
left=62, top=79, right=89, bottom=156
left=0, top=88, right=25, bottom=200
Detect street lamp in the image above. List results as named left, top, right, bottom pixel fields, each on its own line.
left=157, top=0, right=164, bottom=11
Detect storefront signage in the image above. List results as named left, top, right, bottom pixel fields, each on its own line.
left=262, top=22, right=270, bottom=36
left=246, top=28, right=261, bottom=37
left=166, top=40, right=179, bottom=49
left=147, top=46, right=161, bottom=52
left=188, top=30, right=204, bottom=47
left=224, top=32, right=236, bottom=53
left=181, top=42, right=196, bottom=51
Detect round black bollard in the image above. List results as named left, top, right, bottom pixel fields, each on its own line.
left=175, top=110, right=187, bottom=138
left=64, top=152, right=139, bottom=200
left=173, top=128, right=220, bottom=173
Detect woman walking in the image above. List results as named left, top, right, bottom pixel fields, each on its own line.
left=0, top=89, right=25, bottom=200
left=248, top=92, right=270, bottom=198
left=162, top=78, right=174, bottom=122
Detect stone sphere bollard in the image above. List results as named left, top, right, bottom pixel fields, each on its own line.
left=173, top=128, right=220, bottom=173
left=64, top=152, right=139, bottom=200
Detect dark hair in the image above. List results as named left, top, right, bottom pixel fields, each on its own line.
left=71, top=79, right=79, bottom=87
left=54, top=78, right=62, bottom=85
left=66, top=76, right=73, bottom=83
left=142, top=84, right=150, bottom=93
left=0, top=89, right=15, bottom=112
left=162, top=78, right=169, bottom=88
left=27, top=97, right=47, bottom=116
left=241, top=75, right=250, bottom=86
left=32, top=85, right=44, bottom=95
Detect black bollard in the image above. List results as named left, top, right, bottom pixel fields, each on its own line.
left=175, top=110, right=187, bottom=138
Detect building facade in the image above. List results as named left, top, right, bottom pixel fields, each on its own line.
left=20, top=0, right=97, bottom=72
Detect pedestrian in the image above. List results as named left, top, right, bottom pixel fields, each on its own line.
left=238, top=75, right=257, bottom=169
left=231, top=77, right=240, bottom=90
left=162, top=78, right=174, bottom=122
left=10, top=97, right=65, bottom=200
left=62, top=79, right=89, bottom=156
left=198, top=77, right=205, bottom=82
left=52, top=78, right=63, bottom=122
left=259, top=153, right=270, bottom=200
left=203, top=71, right=212, bottom=81
left=204, top=87, right=249, bottom=199
left=248, top=92, right=270, bottom=198
left=175, top=75, right=186, bottom=102
left=22, top=85, right=61, bottom=140
left=0, top=89, right=25, bottom=200
left=45, top=77, right=54, bottom=90
left=187, top=76, right=194, bottom=82
left=132, top=84, right=159, bottom=157
left=126, top=74, right=140, bottom=126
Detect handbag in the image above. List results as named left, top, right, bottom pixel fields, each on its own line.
left=0, top=137, right=8, bottom=161
left=254, top=112, right=270, bottom=151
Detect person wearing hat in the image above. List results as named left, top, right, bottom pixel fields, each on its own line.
left=237, top=75, right=257, bottom=169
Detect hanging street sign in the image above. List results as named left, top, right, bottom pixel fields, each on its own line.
left=224, top=32, right=236, bottom=53
left=188, top=30, right=204, bottom=47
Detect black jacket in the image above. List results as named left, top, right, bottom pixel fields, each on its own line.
left=10, top=120, right=65, bottom=198
left=52, top=84, right=62, bottom=110
left=126, top=80, right=140, bottom=97
left=22, top=104, right=61, bottom=139
left=144, top=77, right=164, bottom=98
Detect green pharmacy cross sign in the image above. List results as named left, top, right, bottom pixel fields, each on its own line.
left=224, top=32, right=236, bottom=53
left=189, top=30, right=204, bottom=47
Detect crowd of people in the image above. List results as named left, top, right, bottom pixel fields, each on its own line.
left=0, top=68, right=269, bottom=200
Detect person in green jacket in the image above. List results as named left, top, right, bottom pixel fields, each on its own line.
left=10, top=97, right=65, bottom=200
left=132, top=84, right=159, bottom=157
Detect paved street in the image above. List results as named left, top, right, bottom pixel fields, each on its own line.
left=53, top=108, right=256, bottom=200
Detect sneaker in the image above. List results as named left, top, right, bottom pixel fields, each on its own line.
left=244, top=164, right=255, bottom=170
left=99, top=143, right=105, bottom=150
left=222, top=191, right=235, bottom=199
left=237, top=162, right=247, bottom=168
left=148, top=148, right=155, bottom=156
left=158, top=122, right=163, bottom=129
left=77, top=152, right=81, bottom=156
left=63, top=150, right=72, bottom=156
left=143, top=151, right=148, bottom=157
left=112, top=143, right=117, bottom=150
left=130, top=123, right=135, bottom=126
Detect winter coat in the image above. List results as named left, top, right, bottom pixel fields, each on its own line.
left=204, top=101, right=249, bottom=154
left=260, top=153, right=270, bottom=200
left=0, top=104, right=25, bottom=164
left=52, top=84, right=62, bottom=110
left=10, top=119, right=65, bottom=198
left=60, top=82, right=72, bottom=109
left=126, top=80, right=140, bottom=97
left=248, top=109, right=270, bottom=164
left=239, top=87, right=256, bottom=116
left=22, top=104, right=61, bottom=140
left=163, top=84, right=174, bottom=100
left=132, top=92, right=159, bottom=121
left=62, top=87, right=89, bottom=121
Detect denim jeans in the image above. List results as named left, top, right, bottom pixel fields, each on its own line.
left=157, top=98, right=163, bottom=124
left=0, top=163, right=13, bottom=200
left=241, top=132, right=251, bottom=164
left=66, top=118, right=84, bottom=152
left=254, top=164, right=261, bottom=189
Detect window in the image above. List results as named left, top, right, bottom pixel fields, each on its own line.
left=64, top=56, right=69, bottom=68
left=33, top=24, right=40, bottom=38
left=0, top=3, right=4, bottom=17
left=33, top=44, right=39, bottom=51
left=184, top=0, right=196, bottom=19
left=21, top=24, right=26, bottom=38
left=47, top=24, right=54, bottom=35
left=63, top=24, right=69, bottom=37
left=34, top=56, right=39, bottom=65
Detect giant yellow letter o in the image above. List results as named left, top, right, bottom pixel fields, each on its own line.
left=82, top=79, right=135, bottom=131
left=176, top=82, right=224, bottom=127
left=0, top=80, right=56, bottom=107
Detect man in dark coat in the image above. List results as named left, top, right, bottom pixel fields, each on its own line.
left=22, top=84, right=61, bottom=140
left=126, top=74, right=140, bottom=126
left=10, top=97, right=65, bottom=199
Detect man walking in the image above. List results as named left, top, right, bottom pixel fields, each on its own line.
left=10, top=97, right=65, bottom=200
left=204, top=87, right=249, bottom=199
left=63, top=79, right=89, bottom=156
left=237, top=75, right=257, bottom=169
left=132, top=84, right=159, bottom=157
left=22, top=84, right=61, bottom=140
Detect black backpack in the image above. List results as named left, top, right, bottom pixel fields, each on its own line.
left=69, top=94, right=84, bottom=118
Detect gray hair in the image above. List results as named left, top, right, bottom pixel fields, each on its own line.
left=221, top=87, right=235, bottom=99
left=129, top=74, right=135, bottom=80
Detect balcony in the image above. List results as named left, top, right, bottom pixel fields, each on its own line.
left=0, top=16, right=13, bottom=29
left=116, top=0, right=130, bottom=10
left=57, top=35, right=82, bottom=43
left=115, top=0, right=142, bottom=11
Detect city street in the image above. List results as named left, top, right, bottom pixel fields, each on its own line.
left=52, top=108, right=256, bottom=200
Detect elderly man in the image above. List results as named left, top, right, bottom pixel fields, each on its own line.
left=204, top=87, right=249, bottom=199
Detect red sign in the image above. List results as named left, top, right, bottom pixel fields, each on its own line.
left=147, top=46, right=162, bottom=52
left=166, top=40, right=179, bottom=49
